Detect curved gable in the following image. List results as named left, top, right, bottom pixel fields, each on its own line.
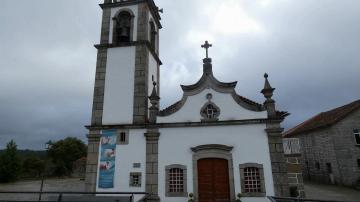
left=157, top=58, right=267, bottom=123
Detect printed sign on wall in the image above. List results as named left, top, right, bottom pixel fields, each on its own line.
left=98, top=129, right=117, bottom=188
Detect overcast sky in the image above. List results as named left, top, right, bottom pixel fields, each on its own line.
left=0, top=0, right=359, bottom=150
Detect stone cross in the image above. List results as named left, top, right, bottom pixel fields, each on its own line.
left=201, top=40, right=212, bottom=58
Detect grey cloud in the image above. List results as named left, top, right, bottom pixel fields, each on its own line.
left=0, top=0, right=359, bottom=149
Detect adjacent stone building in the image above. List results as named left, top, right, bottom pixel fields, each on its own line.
left=284, top=100, right=360, bottom=188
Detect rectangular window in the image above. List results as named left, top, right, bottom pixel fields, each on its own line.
left=120, top=132, right=126, bottom=142
left=315, top=161, right=320, bottom=170
left=357, top=159, right=360, bottom=168
left=326, top=163, right=332, bottom=174
left=165, top=165, right=187, bottom=197
left=244, top=167, right=261, bottom=193
left=169, top=168, right=184, bottom=193
left=117, top=130, right=129, bottom=145
left=354, top=129, right=360, bottom=145
left=129, top=172, right=141, bottom=187
left=239, top=163, right=266, bottom=197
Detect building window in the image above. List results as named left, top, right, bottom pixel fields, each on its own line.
left=149, top=21, right=156, bottom=50
left=239, top=163, right=266, bottom=197
left=357, top=159, right=360, bottom=168
left=113, top=11, right=133, bottom=44
left=120, top=132, right=126, bottom=142
left=129, top=172, right=141, bottom=187
left=315, top=161, right=320, bottom=170
left=326, top=163, right=332, bottom=174
left=354, top=129, right=360, bottom=145
left=165, top=164, right=187, bottom=197
left=117, top=130, right=129, bottom=145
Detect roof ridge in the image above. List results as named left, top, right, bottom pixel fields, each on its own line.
left=284, top=99, right=360, bottom=137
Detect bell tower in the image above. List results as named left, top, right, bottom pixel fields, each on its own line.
left=85, top=0, right=162, bottom=192
left=92, top=0, right=161, bottom=126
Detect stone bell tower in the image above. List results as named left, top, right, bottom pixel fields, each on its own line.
left=85, top=0, right=162, bottom=192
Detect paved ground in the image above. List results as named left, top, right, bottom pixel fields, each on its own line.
left=0, top=178, right=84, bottom=201
left=0, top=178, right=359, bottom=201
left=304, top=181, right=360, bottom=202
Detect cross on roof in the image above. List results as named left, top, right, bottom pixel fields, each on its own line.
left=201, top=40, right=212, bottom=58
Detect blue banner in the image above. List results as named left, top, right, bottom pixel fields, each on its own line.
left=98, top=129, right=117, bottom=189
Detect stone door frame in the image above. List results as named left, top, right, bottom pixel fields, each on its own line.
left=191, top=144, right=235, bottom=202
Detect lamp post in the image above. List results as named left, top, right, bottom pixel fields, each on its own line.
left=38, top=141, right=52, bottom=201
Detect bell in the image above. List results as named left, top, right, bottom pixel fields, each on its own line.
left=120, top=27, right=129, bottom=37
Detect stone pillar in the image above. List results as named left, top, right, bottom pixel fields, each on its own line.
left=85, top=5, right=111, bottom=192
left=266, top=126, right=290, bottom=197
left=145, top=82, right=160, bottom=201
left=133, top=3, right=150, bottom=124
left=144, top=129, right=160, bottom=202
left=286, top=155, right=306, bottom=198
left=283, top=138, right=305, bottom=197
left=85, top=130, right=101, bottom=192
left=91, top=6, right=110, bottom=125
left=133, top=44, right=149, bottom=124
left=261, top=73, right=289, bottom=197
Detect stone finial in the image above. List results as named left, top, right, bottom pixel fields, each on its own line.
left=261, top=73, right=276, bottom=118
left=148, top=81, right=160, bottom=123
left=261, top=73, right=275, bottom=99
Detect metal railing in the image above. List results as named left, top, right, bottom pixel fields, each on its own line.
left=0, top=191, right=149, bottom=202
left=268, top=196, right=352, bottom=202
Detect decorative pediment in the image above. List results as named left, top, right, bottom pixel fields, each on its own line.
left=158, top=58, right=265, bottom=117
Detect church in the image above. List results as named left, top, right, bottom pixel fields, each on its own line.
left=85, top=0, right=289, bottom=201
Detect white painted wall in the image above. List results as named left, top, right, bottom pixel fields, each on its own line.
left=158, top=89, right=267, bottom=123
left=158, top=125, right=274, bottom=202
left=96, top=129, right=146, bottom=202
left=102, top=47, right=136, bottom=125
left=109, top=5, right=139, bottom=43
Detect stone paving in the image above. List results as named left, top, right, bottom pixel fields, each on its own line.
left=304, top=181, right=360, bottom=202
left=0, top=178, right=360, bottom=201
left=0, top=178, right=84, bottom=201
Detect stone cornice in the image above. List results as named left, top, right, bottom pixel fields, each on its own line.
left=265, top=128, right=285, bottom=134
left=191, top=144, right=233, bottom=153
left=99, top=0, right=162, bottom=29
left=94, top=41, right=162, bottom=65
left=85, top=118, right=286, bottom=130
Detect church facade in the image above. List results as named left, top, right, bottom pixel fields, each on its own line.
left=85, top=0, right=289, bottom=201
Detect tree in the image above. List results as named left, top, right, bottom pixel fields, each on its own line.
left=0, top=140, right=22, bottom=182
left=22, top=155, right=45, bottom=178
left=47, top=137, right=87, bottom=176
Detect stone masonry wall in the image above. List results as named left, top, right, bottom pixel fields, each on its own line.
left=299, top=109, right=360, bottom=187
left=86, top=7, right=111, bottom=192
left=266, top=123, right=290, bottom=197
left=91, top=7, right=111, bottom=125
left=331, top=109, right=360, bottom=187
left=133, top=3, right=150, bottom=124
left=299, top=128, right=340, bottom=185
left=286, top=156, right=305, bottom=197
left=85, top=130, right=101, bottom=192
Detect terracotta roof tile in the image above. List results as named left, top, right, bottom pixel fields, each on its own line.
left=284, top=99, right=360, bottom=137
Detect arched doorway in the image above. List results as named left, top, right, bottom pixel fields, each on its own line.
left=191, top=144, right=235, bottom=202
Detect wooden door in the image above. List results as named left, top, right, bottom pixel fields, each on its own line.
left=198, top=158, right=230, bottom=202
